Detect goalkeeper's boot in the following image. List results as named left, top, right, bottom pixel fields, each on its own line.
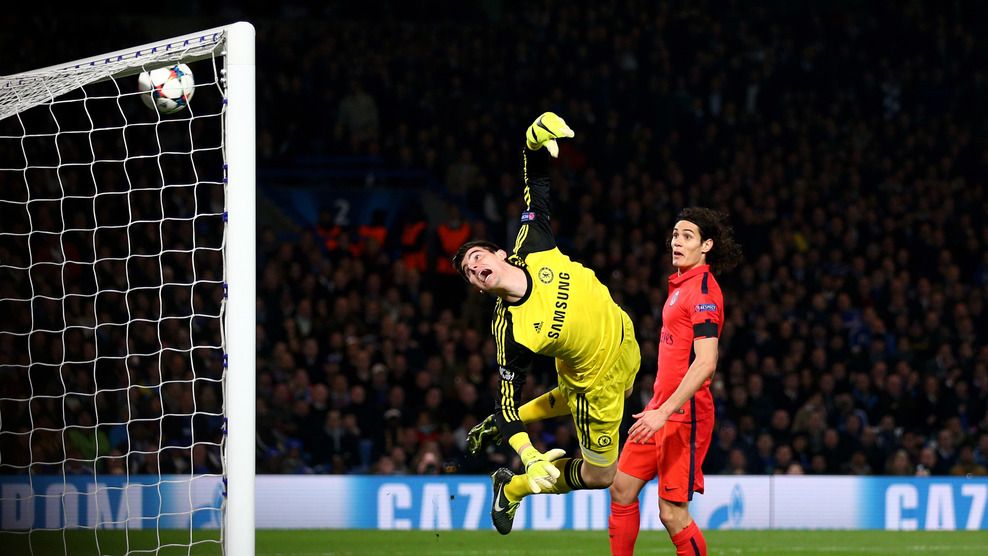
left=467, top=413, right=502, bottom=455
left=490, top=468, right=520, bottom=535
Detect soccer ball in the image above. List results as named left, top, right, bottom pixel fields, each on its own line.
left=138, top=64, right=195, bottom=114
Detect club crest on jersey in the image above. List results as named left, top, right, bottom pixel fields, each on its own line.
left=521, top=211, right=536, bottom=222
left=498, top=366, right=515, bottom=381
left=695, top=303, right=718, bottom=313
left=538, top=266, right=554, bottom=284
left=668, top=290, right=681, bottom=306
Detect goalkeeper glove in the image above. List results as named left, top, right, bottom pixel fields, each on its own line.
left=519, top=447, right=566, bottom=493
left=525, top=112, right=574, bottom=158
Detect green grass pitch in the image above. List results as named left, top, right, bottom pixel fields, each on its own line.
left=3, top=529, right=988, bottom=555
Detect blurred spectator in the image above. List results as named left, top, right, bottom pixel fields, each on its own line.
left=845, top=451, right=873, bottom=476
left=336, top=79, right=379, bottom=150
left=751, top=433, right=776, bottom=475
left=704, top=421, right=742, bottom=475
left=312, top=409, right=360, bottom=471
left=785, top=463, right=805, bottom=475
left=950, top=444, right=988, bottom=477
left=431, top=203, right=472, bottom=309
left=773, top=445, right=797, bottom=475
left=886, top=450, right=915, bottom=476
left=914, top=446, right=939, bottom=477
left=724, top=448, right=749, bottom=475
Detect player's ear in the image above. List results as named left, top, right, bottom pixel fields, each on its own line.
left=496, top=249, right=509, bottom=260
left=702, top=238, right=714, bottom=254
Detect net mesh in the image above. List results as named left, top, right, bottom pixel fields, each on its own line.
left=0, top=32, right=230, bottom=555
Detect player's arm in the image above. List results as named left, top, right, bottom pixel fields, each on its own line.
left=628, top=298, right=722, bottom=444
left=492, top=302, right=565, bottom=492
left=654, top=336, right=718, bottom=418
left=492, top=302, right=534, bottom=446
left=512, top=113, right=573, bottom=257
left=627, top=337, right=718, bottom=444
left=498, top=364, right=569, bottom=494
left=494, top=365, right=530, bottom=450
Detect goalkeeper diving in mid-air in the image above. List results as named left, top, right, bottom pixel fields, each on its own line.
left=453, top=113, right=641, bottom=534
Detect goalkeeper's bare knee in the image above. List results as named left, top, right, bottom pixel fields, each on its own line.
left=580, top=460, right=618, bottom=489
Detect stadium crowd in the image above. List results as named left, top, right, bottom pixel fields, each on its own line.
left=250, top=1, right=988, bottom=479
left=1, top=2, right=986, bottom=480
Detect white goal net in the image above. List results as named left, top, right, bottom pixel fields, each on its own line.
left=0, top=23, right=255, bottom=556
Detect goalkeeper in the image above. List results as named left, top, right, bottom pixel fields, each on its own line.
left=453, top=113, right=641, bottom=534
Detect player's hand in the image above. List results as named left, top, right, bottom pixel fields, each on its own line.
left=520, top=447, right=566, bottom=493
left=627, top=408, right=670, bottom=444
left=525, top=112, right=574, bottom=158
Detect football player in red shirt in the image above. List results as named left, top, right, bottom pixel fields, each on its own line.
left=608, top=207, right=742, bottom=556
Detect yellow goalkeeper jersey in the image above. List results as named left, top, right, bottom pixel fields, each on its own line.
left=492, top=150, right=629, bottom=393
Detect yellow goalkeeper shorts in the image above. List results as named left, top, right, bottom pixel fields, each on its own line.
left=557, top=311, right=640, bottom=467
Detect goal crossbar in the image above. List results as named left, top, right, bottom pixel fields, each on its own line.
left=0, top=25, right=232, bottom=122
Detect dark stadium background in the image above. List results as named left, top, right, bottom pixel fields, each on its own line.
left=1, top=0, right=987, bottom=482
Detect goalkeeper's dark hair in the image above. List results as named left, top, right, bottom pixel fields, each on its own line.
left=452, top=240, right=502, bottom=281
left=676, top=207, right=743, bottom=272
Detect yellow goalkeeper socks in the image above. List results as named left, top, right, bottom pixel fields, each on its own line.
left=518, top=387, right=571, bottom=423
left=505, top=457, right=586, bottom=500
left=543, top=458, right=585, bottom=495
left=505, top=474, right=532, bottom=502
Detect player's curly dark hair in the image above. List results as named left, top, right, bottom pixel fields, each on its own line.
left=675, top=207, right=743, bottom=272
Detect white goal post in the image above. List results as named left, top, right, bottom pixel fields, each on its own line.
left=0, top=22, right=255, bottom=556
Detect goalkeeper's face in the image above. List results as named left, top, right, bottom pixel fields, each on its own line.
left=460, top=246, right=510, bottom=293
